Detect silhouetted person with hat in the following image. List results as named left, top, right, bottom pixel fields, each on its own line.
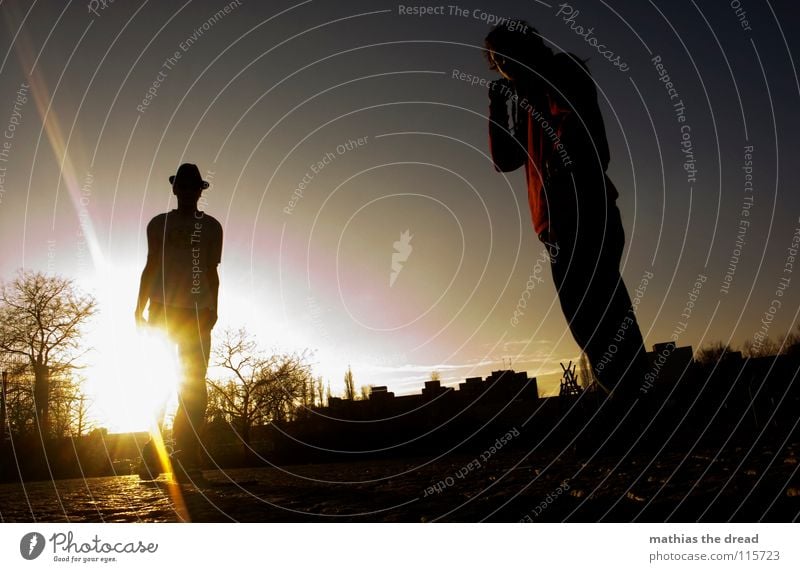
left=135, top=163, right=222, bottom=481
left=485, top=21, right=648, bottom=419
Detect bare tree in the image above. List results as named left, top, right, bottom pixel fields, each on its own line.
left=695, top=341, right=732, bottom=366
left=207, top=328, right=313, bottom=448
left=742, top=336, right=780, bottom=358
left=0, top=357, right=35, bottom=437
left=51, top=376, right=93, bottom=438
left=298, top=374, right=318, bottom=410
left=359, top=385, right=372, bottom=400
left=315, top=376, right=325, bottom=407
left=69, top=390, right=93, bottom=437
left=0, top=271, right=97, bottom=438
left=430, top=370, right=441, bottom=382
left=258, top=351, right=313, bottom=421
left=2, top=356, right=93, bottom=439
left=781, top=324, right=800, bottom=356
left=343, top=365, right=355, bottom=400
left=49, top=373, right=80, bottom=438
left=207, top=329, right=268, bottom=449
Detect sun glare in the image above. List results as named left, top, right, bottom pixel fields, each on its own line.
left=80, top=266, right=181, bottom=435
left=88, top=323, right=180, bottom=434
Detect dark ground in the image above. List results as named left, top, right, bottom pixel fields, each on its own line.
left=2, top=440, right=799, bottom=523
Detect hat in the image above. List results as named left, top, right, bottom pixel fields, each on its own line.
left=169, top=163, right=210, bottom=190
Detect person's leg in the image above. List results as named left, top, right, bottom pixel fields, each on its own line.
left=548, top=225, right=603, bottom=369
left=138, top=301, right=174, bottom=478
left=592, top=282, right=648, bottom=398
left=549, top=206, right=647, bottom=396
left=550, top=206, right=649, bottom=457
left=587, top=206, right=648, bottom=399
left=145, top=302, right=173, bottom=433
left=172, top=307, right=211, bottom=470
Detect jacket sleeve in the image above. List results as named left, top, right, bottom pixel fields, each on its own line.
left=556, top=55, right=610, bottom=174
left=488, top=85, right=528, bottom=172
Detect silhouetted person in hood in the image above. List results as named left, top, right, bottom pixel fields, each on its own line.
left=486, top=21, right=647, bottom=412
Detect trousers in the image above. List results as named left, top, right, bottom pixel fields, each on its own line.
left=148, top=302, right=212, bottom=465
left=543, top=204, right=648, bottom=396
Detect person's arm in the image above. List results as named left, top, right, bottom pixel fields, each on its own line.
left=488, top=79, right=528, bottom=172
left=135, top=219, right=159, bottom=327
left=135, top=267, right=155, bottom=327
left=207, top=265, right=219, bottom=329
left=206, top=220, right=223, bottom=329
left=556, top=55, right=610, bottom=175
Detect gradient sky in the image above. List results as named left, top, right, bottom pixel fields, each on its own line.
left=1, top=0, right=799, bottom=423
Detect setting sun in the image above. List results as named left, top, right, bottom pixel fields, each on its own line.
left=89, top=324, right=180, bottom=435
left=81, top=265, right=181, bottom=434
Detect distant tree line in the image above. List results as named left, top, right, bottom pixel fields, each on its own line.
left=696, top=325, right=800, bottom=365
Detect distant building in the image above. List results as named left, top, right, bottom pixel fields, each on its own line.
left=458, top=375, right=485, bottom=396
left=421, top=379, right=452, bottom=398
left=645, top=341, right=695, bottom=386
left=318, top=369, right=538, bottom=418
left=369, top=386, right=394, bottom=400
left=483, top=369, right=539, bottom=401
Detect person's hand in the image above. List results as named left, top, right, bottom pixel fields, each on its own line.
left=489, top=78, right=512, bottom=105
left=135, top=310, right=146, bottom=329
